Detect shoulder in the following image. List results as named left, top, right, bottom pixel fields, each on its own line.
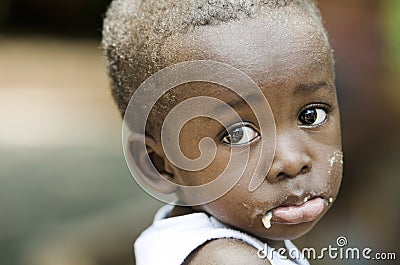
left=183, top=238, right=271, bottom=265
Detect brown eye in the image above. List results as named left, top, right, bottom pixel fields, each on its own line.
left=222, top=125, right=259, bottom=145
left=299, top=108, right=327, bottom=126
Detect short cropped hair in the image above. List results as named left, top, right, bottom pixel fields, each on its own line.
left=102, top=0, right=328, bottom=119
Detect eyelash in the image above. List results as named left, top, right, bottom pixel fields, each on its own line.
left=301, top=102, right=332, bottom=113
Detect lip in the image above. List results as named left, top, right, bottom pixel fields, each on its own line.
left=265, top=194, right=328, bottom=225
left=272, top=197, right=326, bottom=224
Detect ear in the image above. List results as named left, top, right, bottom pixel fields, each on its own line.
left=126, top=133, right=178, bottom=194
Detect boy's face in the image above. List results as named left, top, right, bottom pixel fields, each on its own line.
left=154, top=9, right=342, bottom=241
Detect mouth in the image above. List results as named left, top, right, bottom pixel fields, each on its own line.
left=262, top=194, right=333, bottom=228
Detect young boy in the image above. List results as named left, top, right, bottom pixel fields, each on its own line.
left=102, top=0, right=343, bottom=264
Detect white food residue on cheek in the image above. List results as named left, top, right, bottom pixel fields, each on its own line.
left=329, top=150, right=343, bottom=167
left=262, top=212, right=273, bottom=229
left=328, top=150, right=343, bottom=174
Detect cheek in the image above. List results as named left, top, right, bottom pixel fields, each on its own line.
left=200, top=184, right=264, bottom=231
left=326, top=149, right=344, bottom=196
left=311, top=146, right=343, bottom=197
left=174, top=144, right=237, bottom=204
left=197, top=153, right=267, bottom=228
left=306, top=115, right=343, bottom=196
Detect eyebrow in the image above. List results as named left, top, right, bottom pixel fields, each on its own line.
left=210, top=93, right=262, bottom=116
left=293, top=81, right=332, bottom=95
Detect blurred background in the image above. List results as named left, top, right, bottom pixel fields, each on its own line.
left=0, top=0, right=399, bottom=264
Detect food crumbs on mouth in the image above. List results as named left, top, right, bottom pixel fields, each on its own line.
left=328, top=197, right=334, bottom=203
left=262, top=212, right=273, bottom=229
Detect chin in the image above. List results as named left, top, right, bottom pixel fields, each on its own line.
left=261, top=221, right=318, bottom=241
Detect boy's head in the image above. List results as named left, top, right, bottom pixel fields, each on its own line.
left=102, top=0, right=330, bottom=118
left=103, top=0, right=342, bottom=241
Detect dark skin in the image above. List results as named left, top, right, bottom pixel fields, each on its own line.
left=145, top=7, right=342, bottom=264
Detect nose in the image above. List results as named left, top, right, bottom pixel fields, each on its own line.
left=266, top=133, right=312, bottom=183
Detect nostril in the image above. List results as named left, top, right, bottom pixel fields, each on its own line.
left=300, top=165, right=310, bottom=174
left=270, top=162, right=311, bottom=182
left=277, top=172, right=288, bottom=180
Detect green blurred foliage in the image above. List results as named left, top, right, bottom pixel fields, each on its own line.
left=382, top=0, right=400, bottom=76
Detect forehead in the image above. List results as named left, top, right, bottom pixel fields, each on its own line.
left=161, top=7, right=333, bottom=86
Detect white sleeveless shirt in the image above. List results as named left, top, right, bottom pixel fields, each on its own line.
left=134, top=204, right=310, bottom=265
